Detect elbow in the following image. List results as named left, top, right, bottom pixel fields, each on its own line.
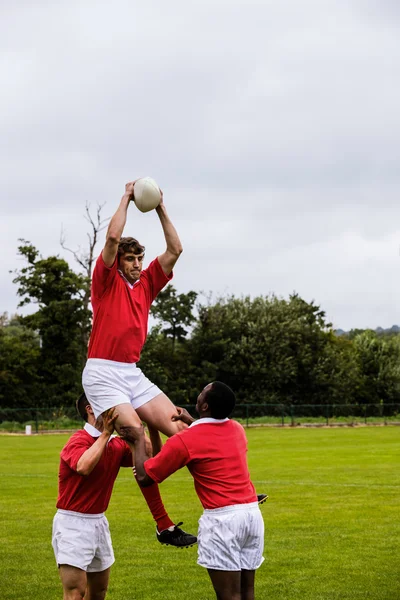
left=172, top=244, right=183, bottom=259
left=107, top=232, right=120, bottom=245
left=76, top=464, right=90, bottom=477
left=136, top=472, right=154, bottom=487
left=136, top=472, right=148, bottom=486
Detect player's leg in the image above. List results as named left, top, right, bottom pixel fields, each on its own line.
left=198, top=509, right=242, bottom=599
left=239, top=505, right=264, bottom=600
left=240, top=570, right=255, bottom=600
left=207, top=570, right=241, bottom=600
left=85, top=568, right=110, bottom=600
left=127, top=366, right=187, bottom=436
left=82, top=365, right=171, bottom=531
left=147, top=423, right=163, bottom=455
left=59, top=565, right=87, bottom=600
left=83, top=362, right=194, bottom=546
left=136, top=392, right=187, bottom=436
left=101, top=403, right=177, bottom=534
left=103, top=404, right=196, bottom=547
left=53, top=512, right=93, bottom=599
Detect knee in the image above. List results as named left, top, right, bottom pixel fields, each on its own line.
left=173, top=421, right=188, bottom=433
left=92, top=590, right=107, bottom=600
left=64, top=588, right=85, bottom=600
left=170, top=419, right=188, bottom=434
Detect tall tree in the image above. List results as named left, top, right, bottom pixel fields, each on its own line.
left=12, top=240, right=91, bottom=406
left=0, top=313, right=41, bottom=408
left=190, top=293, right=360, bottom=405
left=139, top=287, right=198, bottom=403
left=150, top=286, right=197, bottom=351
left=352, top=330, right=400, bottom=405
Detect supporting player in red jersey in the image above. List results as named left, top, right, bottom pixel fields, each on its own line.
left=52, top=393, right=196, bottom=600
left=121, top=382, right=265, bottom=600
left=82, top=180, right=196, bottom=546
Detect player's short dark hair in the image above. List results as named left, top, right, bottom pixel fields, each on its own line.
left=118, top=237, right=145, bottom=257
left=76, top=392, right=90, bottom=422
left=205, top=382, right=236, bottom=419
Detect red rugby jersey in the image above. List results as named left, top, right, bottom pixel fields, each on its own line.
left=56, top=428, right=133, bottom=514
left=144, top=419, right=257, bottom=510
left=88, top=254, right=172, bottom=363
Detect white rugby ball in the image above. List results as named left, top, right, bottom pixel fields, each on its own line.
left=133, top=177, right=161, bottom=213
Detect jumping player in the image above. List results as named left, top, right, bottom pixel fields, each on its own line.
left=121, top=382, right=265, bottom=600
left=52, top=394, right=196, bottom=600
left=82, top=181, right=195, bottom=546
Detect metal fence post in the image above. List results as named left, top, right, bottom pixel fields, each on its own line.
left=246, top=405, right=249, bottom=428
left=290, top=405, right=294, bottom=427
left=35, top=410, right=39, bottom=434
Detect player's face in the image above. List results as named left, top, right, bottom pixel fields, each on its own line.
left=196, top=383, right=212, bottom=413
left=119, top=251, right=144, bottom=283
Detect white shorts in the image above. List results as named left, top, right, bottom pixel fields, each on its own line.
left=197, top=502, right=265, bottom=572
left=82, top=358, right=162, bottom=418
left=52, top=510, right=114, bottom=573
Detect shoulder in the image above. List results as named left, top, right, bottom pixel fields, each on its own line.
left=160, top=431, right=190, bottom=454
left=229, top=419, right=246, bottom=434
left=93, top=253, right=118, bottom=280
left=66, top=429, right=90, bottom=444
left=141, top=257, right=160, bottom=277
left=60, top=429, right=92, bottom=456
left=142, top=257, right=172, bottom=283
left=173, top=425, right=202, bottom=449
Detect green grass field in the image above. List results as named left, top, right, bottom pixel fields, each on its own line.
left=0, top=427, right=399, bottom=600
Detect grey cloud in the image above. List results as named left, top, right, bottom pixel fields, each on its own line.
left=1, top=0, right=400, bottom=329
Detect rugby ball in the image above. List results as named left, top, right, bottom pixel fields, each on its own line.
left=133, top=177, right=161, bottom=213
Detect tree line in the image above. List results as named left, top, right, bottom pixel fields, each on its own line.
left=1, top=240, right=400, bottom=410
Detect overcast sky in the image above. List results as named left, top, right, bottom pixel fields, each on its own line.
left=1, top=1, right=400, bottom=330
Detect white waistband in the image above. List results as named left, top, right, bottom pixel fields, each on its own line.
left=57, top=509, right=105, bottom=519
left=203, top=501, right=259, bottom=514
left=86, top=358, right=137, bottom=369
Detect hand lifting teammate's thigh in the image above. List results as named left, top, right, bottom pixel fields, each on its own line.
left=102, top=402, right=143, bottom=429
left=136, top=393, right=187, bottom=437
left=102, top=403, right=153, bottom=454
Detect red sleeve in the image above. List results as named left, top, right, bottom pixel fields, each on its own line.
left=91, top=253, right=118, bottom=300
left=140, top=257, right=173, bottom=304
left=144, top=434, right=190, bottom=483
left=60, top=433, right=92, bottom=472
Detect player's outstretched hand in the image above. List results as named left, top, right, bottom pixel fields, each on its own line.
left=172, top=407, right=195, bottom=426
left=120, top=424, right=145, bottom=443
left=125, top=181, right=138, bottom=201
left=103, top=407, right=119, bottom=435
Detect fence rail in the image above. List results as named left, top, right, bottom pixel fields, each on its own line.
left=1, top=404, right=399, bottom=433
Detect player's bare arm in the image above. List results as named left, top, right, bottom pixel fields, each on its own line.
left=156, top=192, right=183, bottom=275
left=76, top=408, right=118, bottom=475
left=102, top=182, right=136, bottom=267
left=120, top=424, right=155, bottom=487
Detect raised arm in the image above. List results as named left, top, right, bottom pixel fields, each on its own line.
left=102, top=182, right=135, bottom=267
left=156, top=192, right=183, bottom=276
left=76, top=408, right=118, bottom=476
